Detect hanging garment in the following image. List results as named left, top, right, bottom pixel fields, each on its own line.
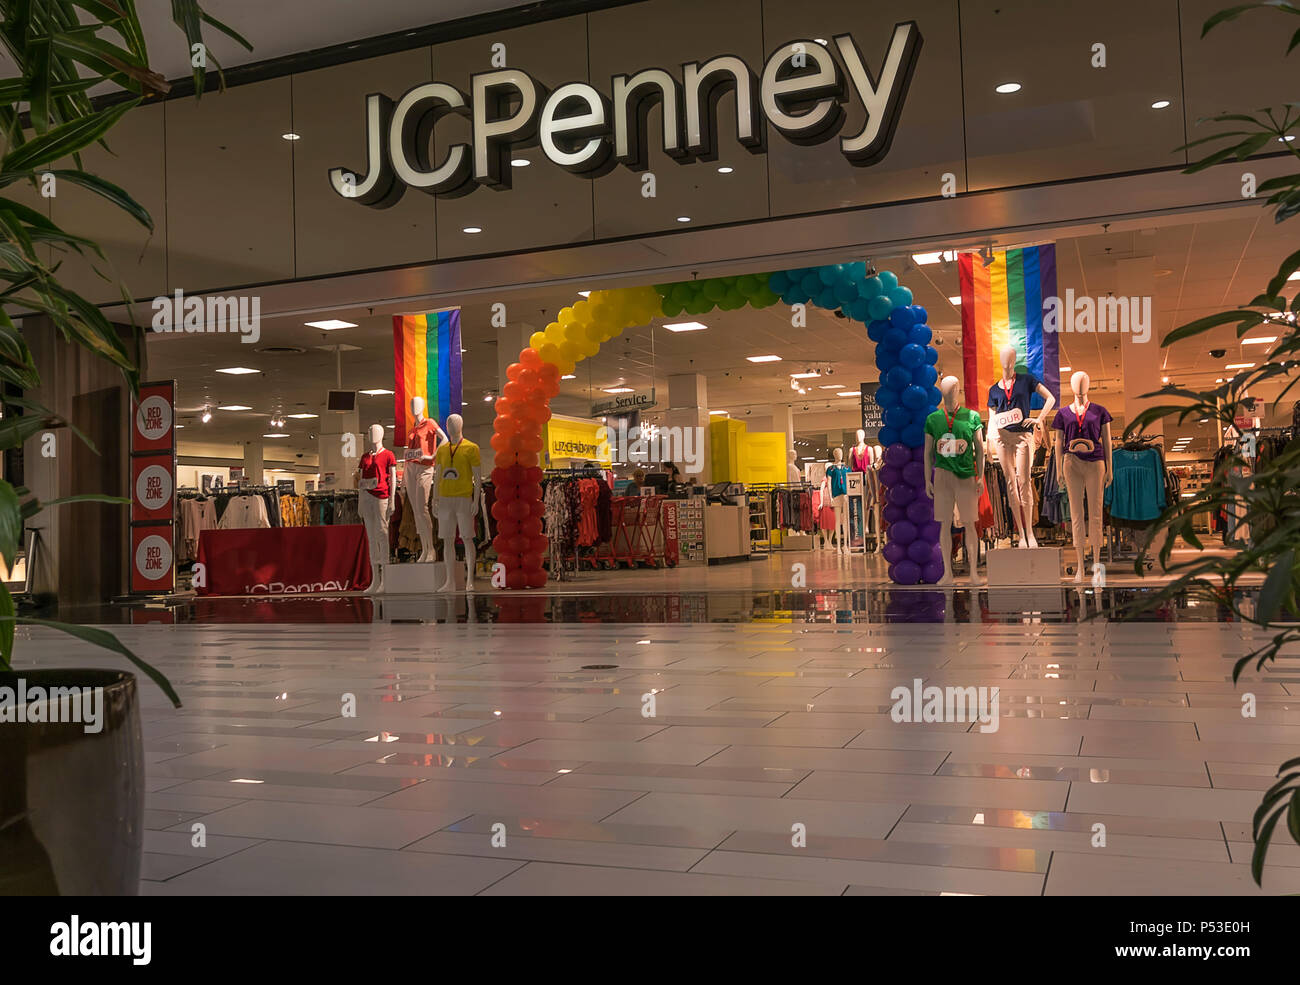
left=217, top=494, right=271, bottom=529
left=1104, top=447, right=1165, bottom=523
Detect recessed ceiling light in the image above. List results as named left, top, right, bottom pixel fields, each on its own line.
left=717, top=166, right=734, bottom=174
left=216, top=367, right=258, bottom=375
left=262, top=433, right=290, bottom=438
left=286, top=413, right=318, bottom=419
left=664, top=321, right=708, bottom=332
left=839, top=391, right=862, bottom=397
left=602, top=387, right=634, bottom=394
left=818, top=384, right=846, bottom=390
left=1150, top=99, right=1171, bottom=109
left=175, top=424, right=185, bottom=429
left=305, top=319, right=357, bottom=330
left=676, top=216, right=691, bottom=223
left=578, top=290, right=591, bottom=297
left=462, top=226, right=483, bottom=233
left=995, top=82, right=1022, bottom=94
left=709, top=410, right=728, bottom=415
left=1242, top=335, right=1277, bottom=345
left=561, top=374, right=576, bottom=380
left=1225, top=363, right=1255, bottom=369
left=359, top=388, right=394, bottom=396
left=790, top=371, right=821, bottom=379
left=747, top=354, right=781, bottom=362
left=948, top=295, right=962, bottom=305
left=218, top=405, right=251, bottom=411
left=511, top=158, right=530, bottom=167
left=282, top=132, right=301, bottom=140
left=912, top=250, right=957, bottom=265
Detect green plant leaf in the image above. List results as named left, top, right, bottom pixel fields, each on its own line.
left=1256, top=548, right=1295, bottom=622
left=0, top=479, right=21, bottom=570
left=40, top=169, right=152, bottom=230
left=40, top=493, right=128, bottom=507
left=1, top=616, right=182, bottom=708
left=0, top=583, right=13, bottom=671
left=1, top=99, right=138, bottom=172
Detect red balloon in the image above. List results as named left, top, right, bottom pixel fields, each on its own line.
left=518, top=368, right=540, bottom=389
left=496, top=517, right=521, bottom=536
left=492, top=534, right=512, bottom=555
left=524, top=466, right=543, bottom=484
left=494, top=397, right=514, bottom=418
left=506, top=534, right=528, bottom=555
left=506, top=465, right=528, bottom=486
left=520, top=347, right=543, bottom=370
left=524, top=569, right=547, bottom=589
left=495, top=484, right=517, bottom=502
left=506, top=569, right=529, bottom=590
left=538, top=362, right=560, bottom=385
left=515, top=452, right=539, bottom=468
left=490, top=432, right=514, bottom=454
left=528, top=535, right=548, bottom=554
left=520, top=433, right=543, bottom=453
left=519, top=481, right=542, bottom=500
left=536, top=405, right=553, bottom=423
left=490, top=500, right=510, bottom=521
left=520, top=516, right=542, bottom=537
left=507, top=499, right=530, bottom=521
left=502, top=380, right=525, bottom=402
left=527, top=498, right=544, bottom=517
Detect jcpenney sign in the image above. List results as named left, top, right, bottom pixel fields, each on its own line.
left=330, top=24, right=922, bottom=205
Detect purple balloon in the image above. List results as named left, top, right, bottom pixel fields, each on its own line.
left=901, top=461, right=926, bottom=487
left=883, top=503, right=907, bottom=524
left=911, top=445, right=926, bottom=462
left=879, top=464, right=902, bottom=487
left=920, top=520, right=942, bottom=541
left=905, top=498, right=933, bottom=525
left=890, top=520, right=918, bottom=545
left=932, top=541, right=945, bottom=561
left=921, top=559, right=946, bottom=583
left=888, top=484, right=915, bottom=507
left=882, top=542, right=905, bottom=565
left=884, top=442, right=911, bottom=468
left=894, top=559, right=922, bottom=585
left=907, top=540, right=933, bottom=564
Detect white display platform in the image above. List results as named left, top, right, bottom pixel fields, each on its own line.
left=382, top=562, right=446, bottom=594
left=987, top=588, right=1067, bottom=613
left=986, top=546, right=1061, bottom=586
left=780, top=533, right=813, bottom=551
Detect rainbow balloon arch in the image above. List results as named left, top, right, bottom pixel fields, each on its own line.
left=489, top=262, right=945, bottom=589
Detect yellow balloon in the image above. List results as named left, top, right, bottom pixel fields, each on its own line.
left=559, top=340, right=581, bottom=362
left=538, top=342, right=560, bottom=364
left=565, top=321, right=588, bottom=343
left=585, top=322, right=604, bottom=343
left=529, top=331, right=547, bottom=350
left=557, top=358, right=577, bottom=376
left=572, top=299, right=592, bottom=322
left=558, top=306, right=575, bottom=326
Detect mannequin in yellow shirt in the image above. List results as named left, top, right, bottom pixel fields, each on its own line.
left=432, top=413, right=481, bottom=592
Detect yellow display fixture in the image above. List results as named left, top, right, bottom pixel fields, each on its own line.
left=709, top=418, right=787, bottom=484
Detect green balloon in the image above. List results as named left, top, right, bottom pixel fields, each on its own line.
left=723, top=289, right=745, bottom=309
left=671, top=283, right=693, bottom=306
left=737, top=274, right=759, bottom=296
left=704, top=279, right=728, bottom=302
left=661, top=298, right=685, bottom=317
left=653, top=284, right=672, bottom=298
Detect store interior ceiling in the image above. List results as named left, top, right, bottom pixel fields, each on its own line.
left=150, top=205, right=1299, bottom=468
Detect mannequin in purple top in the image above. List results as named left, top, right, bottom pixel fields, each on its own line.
left=1052, top=370, right=1113, bottom=583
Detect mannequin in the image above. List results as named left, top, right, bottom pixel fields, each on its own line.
left=404, top=396, right=448, bottom=562
left=357, top=423, right=397, bottom=594
left=786, top=449, right=802, bottom=484
left=1053, top=370, right=1113, bottom=583
left=985, top=344, right=1055, bottom=548
left=849, top=429, right=871, bottom=473
left=432, top=413, right=481, bottom=592
left=925, top=376, right=985, bottom=585
left=823, top=448, right=850, bottom=555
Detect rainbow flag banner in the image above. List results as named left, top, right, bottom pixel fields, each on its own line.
left=392, top=309, right=462, bottom=447
left=958, top=244, right=1059, bottom=409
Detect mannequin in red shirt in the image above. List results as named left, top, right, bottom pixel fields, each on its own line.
left=357, top=423, right=397, bottom=593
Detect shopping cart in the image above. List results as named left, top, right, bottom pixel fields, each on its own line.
left=603, top=494, right=676, bottom=568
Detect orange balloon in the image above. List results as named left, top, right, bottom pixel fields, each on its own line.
left=520, top=348, right=542, bottom=369
left=506, top=362, right=523, bottom=382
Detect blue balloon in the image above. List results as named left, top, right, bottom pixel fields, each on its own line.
left=888, top=285, right=914, bottom=307
left=875, top=350, right=895, bottom=371
left=818, top=264, right=841, bottom=285
left=878, top=426, right=900, bottom=447
left=927, top=386, right=942, bottom=406
left=868, top=295, right=894, bottom=321
left=769, top=271, right=790, bottom=293
left=913, top=365, right=938, bottom=388
left=801, top=273, right=821, bottom=296
left=901, top=384, right=928, bottom=409
left=901, top=423, right=926, bottom=447
left=834, top=280, right=857, bottom=305
left=849, top=298, right=870, bottom=322
left=886, top=365, right=912, bottom=391
left=911, top=305, right=929, bottom=325
left=908, top=323, right=933, bottom=346
left=899, top=343, right=925, bottom=369
left=925, top=347, right=939, bottom=366
left=859, top=276, right=884, bottom=299
left=884, top=326, right=909, bottom=350
left=910, top=406, right=932, bottom=428
left=875, top=385, right=899, bottom=409
left=866, top=319, right=888, bottom=342
left=878, top=270, right=899, bottom=291
left=885, top=405, right=911, bottom=429
left=889, top=306, right=916, bottom=330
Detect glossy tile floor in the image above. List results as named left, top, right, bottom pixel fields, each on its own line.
left=17, top=604, right=1300, bottom=895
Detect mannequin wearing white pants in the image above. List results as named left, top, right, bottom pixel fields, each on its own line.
left=1063, top=454, right=1104, bottom=577
left=432, top=414, right=482, bottom=593
left=403, top=462, right=434, bottom=561
left=357, top=424, right=396, bottom=594
left=833, top=495, right=849, bottom=555
left=359, top=491, right=390, bottom=587
left=993, top=429, right=1037, bottom=548
left=437, top=498, right=476, bottom=592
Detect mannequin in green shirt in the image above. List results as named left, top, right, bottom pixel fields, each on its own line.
left=924, top=375, right=985, bottom=586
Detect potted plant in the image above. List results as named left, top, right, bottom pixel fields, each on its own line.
left=1122, top=2, right=1300, bottom=887
left=0, top=0, right=248, bottom=895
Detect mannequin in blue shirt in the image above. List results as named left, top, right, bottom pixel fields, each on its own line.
left=985, top=344, right=1056, bottom=548
left=824, top=448, right=851, bottom=556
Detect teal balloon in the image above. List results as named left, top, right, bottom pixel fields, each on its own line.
left=878, top=270, right=899, bottom=291
left=818, top=265, right=841, bottom=285
left=768, top=271, right=790, bottom=294
left=888, top=285, right=913, bottom=307
left=849, top=298, right=870, bottom=321
left=834, top=281, right=857, bottom=304
left=801, top=273, right=821, bottom=295
left=868, top=295, right=894, bottom=320
left=859, top=276, right=883, bottom=299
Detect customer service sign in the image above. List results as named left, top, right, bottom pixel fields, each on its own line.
left=329, top=23, right=921, bottom=203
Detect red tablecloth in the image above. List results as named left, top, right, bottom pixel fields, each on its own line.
left=196, top=525, right=372, bottom=596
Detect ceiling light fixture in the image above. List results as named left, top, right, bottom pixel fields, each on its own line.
left=709, top=410, right=728, bottom=415
left=462, top=225, right=483, bottom=233
left=217, top=404, right=251, bottom=411
left=510, top=158, right=530, bottom=167
left=602, top=387, right=634, bottom=394
left=818, top=384, right=846, bottom=389
left=359, top=388, right=394, bottom=396
left=281, top=132, right=301, bottom=140
left=995, top=82, right=1022, bottom=94
left=305, top=319, right=357, bottom=330
left=561, top=374, right=576, bottom=380
left=912, top=250, right=958, bottom=265
left=664, top=321, right=708, bottom=332
left=216, top=367, right=258, bottom=375
left=578, top=290, right=591, bottom=297
left=1242, top=335, right=1278, bottom=345
left=287, top=413, right=318, bottom=419
left=1150, top=99, right=1171, bottom=109
left=201, top=406, right=212, bottom=423
left=948, top=295, right=961, bottom=305
left=838, top=391, right=862, bottom=397
left=676, top=216, right=691, bottom=223
left=747, top=354, right=781, bottom=362
left=790, top=371, right=821, bottom=379
left=717, top=166, right=734, bottom=174
left=1225, top=362, right=1255, bottom=369
left=262, top=433, right=290, bottom=438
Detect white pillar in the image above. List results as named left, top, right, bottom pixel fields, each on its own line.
left=666, top=372, right=710, bottom=483
left=244, top=440, right=264, bottom=485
